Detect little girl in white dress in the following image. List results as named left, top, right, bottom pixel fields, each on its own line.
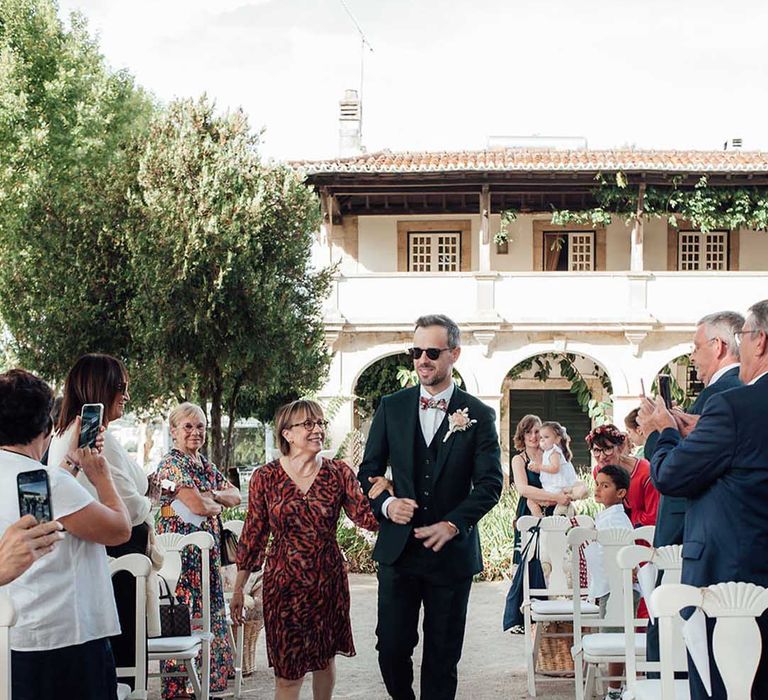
left=529, top=420, right=588, bottom=516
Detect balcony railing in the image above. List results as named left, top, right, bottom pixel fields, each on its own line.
left=324, top=272, right=765, bottom=328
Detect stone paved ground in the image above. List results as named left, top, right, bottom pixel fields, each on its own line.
left=149, top=574, right=575, bottom=699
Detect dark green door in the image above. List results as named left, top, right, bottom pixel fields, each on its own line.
left=508, top=389, right=592, bottom=470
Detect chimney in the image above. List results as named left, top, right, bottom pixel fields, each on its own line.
left=339, top=89, right=362, bottom=157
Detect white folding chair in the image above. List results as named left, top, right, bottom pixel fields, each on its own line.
left=570, top=526, right=655, bottom=700
left=518, top=514, right=597, bottom=697
left=653, top=581, right=768, bottom=699
left=222, top=519, right=246, bottom=699
left=149, top=531, right=215, bottom=700
left=0, top=593, right=17, bottom=700
left=111, top=553, right=152, bottom=700
left=617, top=544, right=687, bottom=699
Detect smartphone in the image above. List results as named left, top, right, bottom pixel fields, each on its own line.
left=79, top=403, right=104, bottom=448
left=657, top=374, right=673, bottom=409
left=17, top=469, right=53, bottom=523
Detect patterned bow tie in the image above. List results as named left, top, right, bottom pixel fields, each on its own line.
left=420, top=397, right=448, bottom=411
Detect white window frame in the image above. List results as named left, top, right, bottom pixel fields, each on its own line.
left=678, top=230, right=729, bottom=271
left=407, top=231, right=462, bottom=272
left=543, top=231, right=595, bottom=271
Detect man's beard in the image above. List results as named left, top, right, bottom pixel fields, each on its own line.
left=420, top=367, right=448, bottom=387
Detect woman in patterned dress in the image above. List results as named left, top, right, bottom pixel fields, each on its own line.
left=155, top=402, right=241, bottom=699
left=230, top=399, right=390, bottom=700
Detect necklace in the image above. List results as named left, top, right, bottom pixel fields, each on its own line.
left=0, top=447, right=32, bottom=458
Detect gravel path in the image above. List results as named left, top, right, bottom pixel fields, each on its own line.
left=153, top=574, right=576, bottom=699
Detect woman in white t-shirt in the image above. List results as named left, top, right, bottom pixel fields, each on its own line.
left=0, top=368, right=131, bottom=699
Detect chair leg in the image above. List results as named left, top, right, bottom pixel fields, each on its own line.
left=584, top=663, right=597, bottom=700
left=524, top=614, right=537, bottom=697
left=201, top=640, right=211, bottom=700
left=574, top=654, right=585, bottom=700
left=234, top=625, right=244, bottom=699
left=187, top=657, right=203, bottom=700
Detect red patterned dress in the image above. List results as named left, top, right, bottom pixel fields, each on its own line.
left=237, top=458, right=378, bottom=679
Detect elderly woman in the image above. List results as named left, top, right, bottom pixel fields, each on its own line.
left=0, top=368, right=131, bottom=699
left=48, top=353, right=154, bottom=687
left=230, top=399, right=387, bottom=700
left=510, top=415, right=571, bottom=562
left=586, top=423, right=659, bottom=527
left=155, top=402, right=241, bottom=699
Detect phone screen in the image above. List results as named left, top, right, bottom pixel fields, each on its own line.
left=658, top=374, right=673, bottom=409
left=17, top=469, right=53, bottom=523
left=79, top=403, right=104, bottom=449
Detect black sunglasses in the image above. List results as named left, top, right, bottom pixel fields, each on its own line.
left=408, top=347, right=450, bottom=361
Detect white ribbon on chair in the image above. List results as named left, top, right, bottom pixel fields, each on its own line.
left=682, top=607, right=712, bottom=696
left=636, top=562, right=659, bottom=620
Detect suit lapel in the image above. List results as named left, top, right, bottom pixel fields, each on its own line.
left=433, top=386, right=464, bottom=484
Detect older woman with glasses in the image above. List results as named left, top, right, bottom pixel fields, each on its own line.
left=230, top=399, right=390, bottom=700
left=155, top=401, right=241, bottom=699
left=585, top=423, right=659, bottom=527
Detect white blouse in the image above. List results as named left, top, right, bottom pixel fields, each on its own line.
left=48, top=425, right=151, bottom=526
left=0, top=451, right=120, bottom=650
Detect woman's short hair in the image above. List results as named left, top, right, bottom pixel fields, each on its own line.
left=623, top=408, right=641, bottom=431
left=598, top=464, right=631, bottom=492
left=0, top=369, right=54, bottom=446
left=56, top=353, right=128, bottom=434
left=585, top=423, right=627, bottom=450
left=274, top=399, right=324, bottom=456
left=513, top=414, right=541, bottom=451
left=169, top=402, right=206, bottom=429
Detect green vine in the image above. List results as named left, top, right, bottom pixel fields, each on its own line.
left=495, top=209, right=517, bottom=245
left=508, top=353, right=613, bottom=424
left=550, top=172, right=768, bottom=232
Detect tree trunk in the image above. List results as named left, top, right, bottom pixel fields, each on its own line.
left=209, top=377, right=225, bottom=468
left=222, top=376, right=244, bottom=489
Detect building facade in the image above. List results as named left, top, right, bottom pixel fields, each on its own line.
left=298, top=148, right=768, bottom=469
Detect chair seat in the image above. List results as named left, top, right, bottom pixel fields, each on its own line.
left=583, top=632, right=646, bottom=658
left=148, top=635, right=201, bottom=654
left=623, top=678, right=690, bottom=699
left=531, top=599, right=600, bottom=616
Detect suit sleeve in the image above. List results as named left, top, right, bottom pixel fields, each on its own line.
left=644, top=430, right=660, bottom=462
left=357, top=398, right=391, bottom=520
left=443, top=403, right=503, bottom=537
left=651, top=393, right=736, bottom=498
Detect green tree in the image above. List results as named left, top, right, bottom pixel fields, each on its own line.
left=0, top=0, right=153, bottom=379
left=128, top=96, right=332, bottom=475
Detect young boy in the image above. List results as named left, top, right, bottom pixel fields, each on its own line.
left=586, top=465, right=633, bottom=700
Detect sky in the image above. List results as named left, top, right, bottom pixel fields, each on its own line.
left=56, top=0, right=768, bottom=162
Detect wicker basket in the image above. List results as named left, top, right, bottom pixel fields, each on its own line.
left=535, top=621, right=574, bottom=677
left=242, top=618, right=264, bottom=676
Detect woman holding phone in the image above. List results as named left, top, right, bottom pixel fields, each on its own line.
left=48, top=353, right=154, bottom=690
left=0, top=368, right=131, bottom=698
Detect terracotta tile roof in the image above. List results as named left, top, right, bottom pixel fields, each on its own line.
left=295, top=149, right=768, bottom=175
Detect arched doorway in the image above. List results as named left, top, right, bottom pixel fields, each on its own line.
left=651, top=354, right=701, bottom=410
left=501, top=353, right=613, bottom=470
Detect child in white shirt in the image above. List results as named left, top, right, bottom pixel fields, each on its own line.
left=529, top=421, right=588, bottom=516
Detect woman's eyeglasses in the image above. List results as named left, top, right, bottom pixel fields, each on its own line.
left=180, top=423, right=206, bottom=434
left=289, top=419, right=329, bottom=431
left=590, top=445, right=616, bottom=456
left=407, top=347, right=450, bottom=361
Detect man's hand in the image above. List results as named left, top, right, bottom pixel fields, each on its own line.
left=637, top=398, right=655, bottom=433
left=413, top=521, right=459, bottom=552
left=368, top=476, right=394, bottom=499
left=672, top=409, right=700, bottom=438
left=640, top=396, right=677, bottom=433
left=387, top=498, right=418, bottom=525
left=0, top=515, right=64, bottom=585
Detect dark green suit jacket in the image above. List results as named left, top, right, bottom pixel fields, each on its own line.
left=358, top=385, right=502, bottom=578
left=648, top=365, right=742, bottom=546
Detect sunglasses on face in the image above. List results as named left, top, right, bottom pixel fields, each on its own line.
left=407, top=347, right=450, bottom=361
left=289, top=419, right=329, bottom=431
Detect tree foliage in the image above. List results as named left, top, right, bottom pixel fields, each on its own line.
left=127, top=96, right=332, bottom=470
left=0, top=0, right=153, bottom=380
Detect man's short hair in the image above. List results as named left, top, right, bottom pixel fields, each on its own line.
left=414, top=314, right=461, bottom=348
left=697, top=310, right=745, bottom=359
left=747, top=299, right=768, bottom=335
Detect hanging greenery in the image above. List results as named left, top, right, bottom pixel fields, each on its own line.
left=544, top=172, right=768, bottom=232
left=494, top=208, right=517, bottom=244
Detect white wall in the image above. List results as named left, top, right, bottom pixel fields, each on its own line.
left=643, top=218, right=669, bottom=270
left=739, top=229, right=768, bottom=270
left=606, top=219, right=632, bottom=270
left=357, top=217, right=396, bottom=272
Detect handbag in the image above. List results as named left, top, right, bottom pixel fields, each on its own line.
left=220, top=520, right=239, bottom=566
left=158, top=576, right=192, bottom=637
left=503, top=523, right=546, bottom=631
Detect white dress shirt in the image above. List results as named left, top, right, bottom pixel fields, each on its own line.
left=749, top=371, right=768, bottom=386
left=0, top=451, right=120, bottom=650
left=49, top=425, right=151, bottom=526
left=584, top=503, right=633, bottom=599
left=708, top=362, right=739, bottom=387
left=382, top=382, right=455, bottom=520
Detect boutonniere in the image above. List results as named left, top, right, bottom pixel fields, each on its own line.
left=443, top=408, right=477, bottom=443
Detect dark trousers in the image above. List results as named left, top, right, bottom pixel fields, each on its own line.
left=12, top=637, right=117, bottom=700
left=107, top=522, right=150, bottom=690
left=376, top=563, right=472, bottom=700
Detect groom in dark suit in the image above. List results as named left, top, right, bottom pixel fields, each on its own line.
left=359, top=314, right=502, bottom=700
left=649, top=299, right=768, bottom=699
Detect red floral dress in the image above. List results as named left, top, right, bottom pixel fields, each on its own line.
left=237, top=458, right=378, bottom=680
